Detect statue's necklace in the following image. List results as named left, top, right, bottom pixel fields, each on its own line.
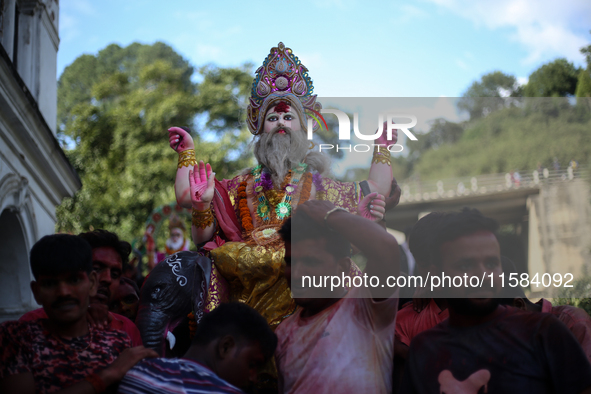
left=251, top=163, right=307, bottom=221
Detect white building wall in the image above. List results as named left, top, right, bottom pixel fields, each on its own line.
left=1, top=0, right=16, bottom=58
left=12, top=0, right=59, bottom=135
left=0, top=0, right=81, bottom=321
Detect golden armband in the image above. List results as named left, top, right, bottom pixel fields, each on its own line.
left=192, top=206, right=214, bottom=229
left=178, top=149, right=197, bottom=169
left=372, top=145, right=391, bottom=166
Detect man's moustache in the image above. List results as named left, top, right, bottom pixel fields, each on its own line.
left=96, top=286, right=111, bottom=298
left=51, top=297, right=79, bottom=308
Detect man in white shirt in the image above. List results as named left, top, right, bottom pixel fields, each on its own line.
left=276, top=199, right=400, bottom=394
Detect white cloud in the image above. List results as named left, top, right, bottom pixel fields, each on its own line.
left=427, top=0, right=591, bottom=65
left=456, top=59, right=469, bottom=70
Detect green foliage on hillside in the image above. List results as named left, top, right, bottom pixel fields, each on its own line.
left=412, top=100, right=591, bottom=180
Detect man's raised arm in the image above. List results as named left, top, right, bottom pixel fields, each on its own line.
left=297, top=200, right=400, bottom=299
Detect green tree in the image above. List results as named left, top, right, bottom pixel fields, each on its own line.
left=406, top=119, right=464, bottom=174
left=56, top=42, right=254, bottom=242
left=580, top=30, right=591, bottom=70
left=524, top=58, right=580, bottom=97
left=458, top=71, right=522, bottom=120
left=575, top=69, right=591, bottom=98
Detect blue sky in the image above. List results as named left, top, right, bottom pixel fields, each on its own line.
left=58, top=0, right=591, bottom=98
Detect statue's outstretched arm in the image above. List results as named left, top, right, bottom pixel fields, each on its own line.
left=169, top=127, right=216, bottom=244
left=188, top=161, right=216, bottom=245
left=366, top=121, right=396, bottom=197
left=169, top=127, right=196, bottom=209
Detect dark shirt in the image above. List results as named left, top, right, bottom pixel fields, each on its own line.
left=0, top=319, right=131, bottom=393
left=401, top=306, right=591, bottom=394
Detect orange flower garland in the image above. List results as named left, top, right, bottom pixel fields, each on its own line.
left=238, top=181, right=253, bottom=233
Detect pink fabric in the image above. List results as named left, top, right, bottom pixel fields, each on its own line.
left=203, top=179, right=243, bottom=251
left=395, top=299, right=449, bottom=347
left=536, top=298, right=591, bottom=363
left=19, top=308, right=142, bottom=347
left=275, top=287, right=398, bottom=394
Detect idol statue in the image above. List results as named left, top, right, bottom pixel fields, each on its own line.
left=145, top=214, right=191, bottom=271
left=168, top=42, right=396, bottom=327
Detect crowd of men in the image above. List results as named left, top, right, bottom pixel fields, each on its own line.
left=1, top=201, right=591, bottom=393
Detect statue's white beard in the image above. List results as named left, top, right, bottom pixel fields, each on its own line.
left=166, top=236, right=185, bottom=251
left=253, top=126, right=309, bottom=186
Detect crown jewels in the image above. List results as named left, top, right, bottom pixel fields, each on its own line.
left=247, top=42, right=321, bottom=135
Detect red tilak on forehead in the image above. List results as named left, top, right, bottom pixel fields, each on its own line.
left=274, top=101, right=290, bottom=114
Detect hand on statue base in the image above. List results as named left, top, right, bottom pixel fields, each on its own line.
left=358, top=192, right=386, bottom=222
left=168, top=126, right=195, bottom=152
left=189, top=160, right=215, bottom=208
left=384, top=177, right=401, bottom=211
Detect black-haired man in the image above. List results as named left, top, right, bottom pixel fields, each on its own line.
left=20, top=229, right=142, bottom=346
left=79, top=229, right=131, bottom=306
left=0, top=234, right=157, bottom=393
left=395, top=212, right=448, bottom=360
left=275, top=199, right=400, bottom=394
left=400, top=208, right=591, bottom=394
left=119, top=302, right=277, bottom=393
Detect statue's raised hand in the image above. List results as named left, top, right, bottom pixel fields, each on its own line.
left=375, top=120, right=398, bottom=147
left=357, top=192, right=386, bottom=222
left=168, top=126, right=195, bottom=152
left=189, top=161, right=215, bottom=208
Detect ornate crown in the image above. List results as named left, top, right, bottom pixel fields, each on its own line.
left=168, top=214, right=185, bottom=232
left=247, top=42, right=322, bottom=135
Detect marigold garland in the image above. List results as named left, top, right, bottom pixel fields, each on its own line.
left=238, top=181, right=253, bottom=233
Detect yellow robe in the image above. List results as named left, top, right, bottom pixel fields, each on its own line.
left=204, top=173, right=362, bottom=327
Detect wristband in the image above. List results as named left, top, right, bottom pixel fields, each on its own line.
left=84, top=373, right=106, bottom=393
left=372, top=145, right=391, bottom=166
left=323, top=207, right=348, bottom=231
left=178, top=149, right=197, bottom=169
left=192, top=206, right=214, bottom=229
